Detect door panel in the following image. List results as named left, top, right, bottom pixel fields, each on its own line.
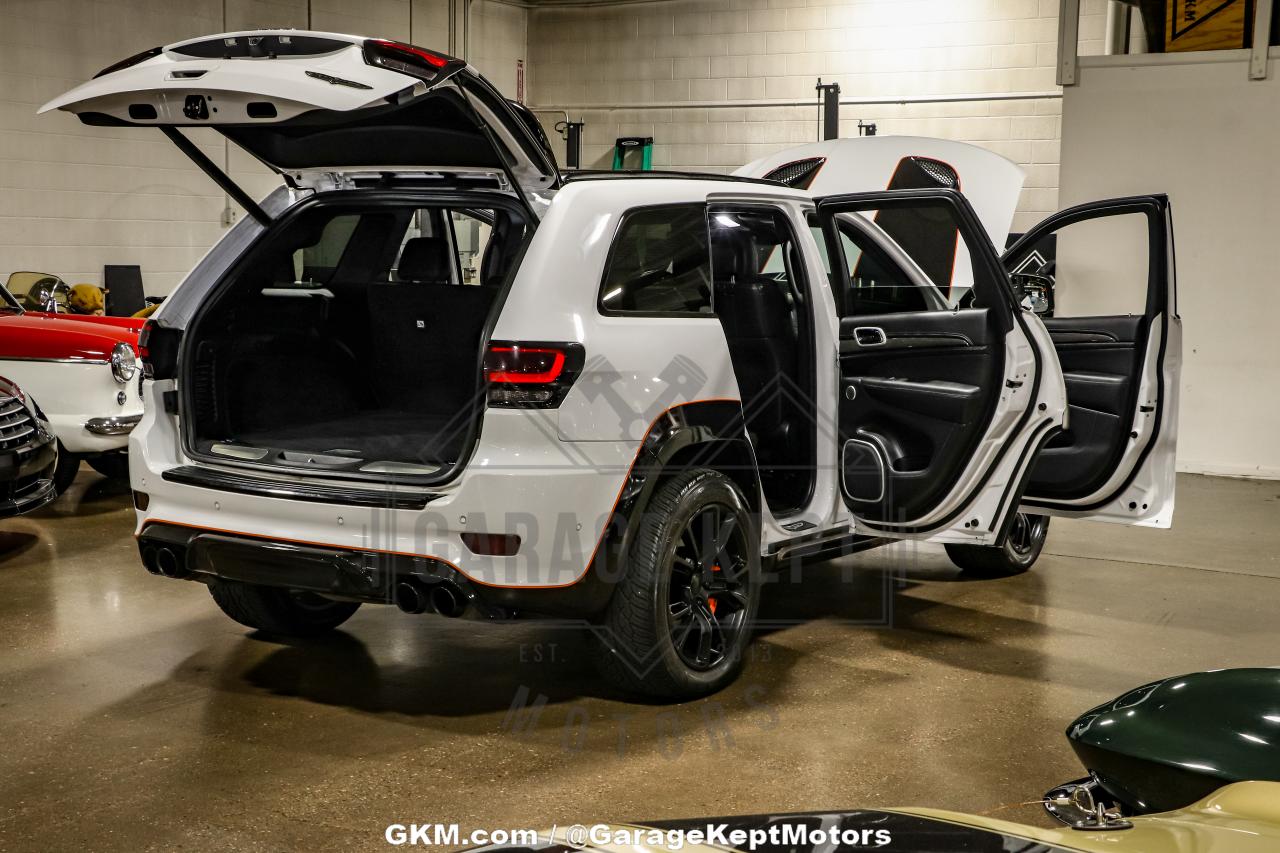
left=817, top=189, right=1066, bottom=543
left=1006, top=196, right=1179, bottom=526
left=838, top=308, right=1002, bottom=522
left=1030, top=315, right=1143, bottom=498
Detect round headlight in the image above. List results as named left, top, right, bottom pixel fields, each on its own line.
left=110, top=342, right=137, bottom=384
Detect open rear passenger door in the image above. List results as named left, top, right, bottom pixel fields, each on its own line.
left=1006, top=196, right=1180, bottom=526
left=816, top=189, right=1067, bottom=545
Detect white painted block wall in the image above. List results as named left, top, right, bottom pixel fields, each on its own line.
left=527, top=0, right=1107, bottom=233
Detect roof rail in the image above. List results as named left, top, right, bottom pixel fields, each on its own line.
left=561, top=169, right=784, bottom=187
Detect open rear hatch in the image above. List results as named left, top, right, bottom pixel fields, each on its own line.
left=42, top=31, right=559, bottom=486
left=40, top=30, right=560, bottom=217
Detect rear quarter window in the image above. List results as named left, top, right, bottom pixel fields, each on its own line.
left=599, top=204, right=712, bottom=316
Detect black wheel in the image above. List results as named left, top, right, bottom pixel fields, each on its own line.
left=592, top=468, right=761, bottom=699
left=52, top=442, right=80, bottom=496
left=945, top=512, right=1050, bottom=578
left=87, top=452, right=130, bottom=480
left=208, top=580, right=360, bottom=637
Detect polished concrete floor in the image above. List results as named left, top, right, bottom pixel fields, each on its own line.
left=1, top=471, right=1277, bottom=851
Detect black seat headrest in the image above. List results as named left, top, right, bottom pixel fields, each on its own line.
left=712, top=232, right=758, bottom=284
left=397, top=237, right=452, bottom=283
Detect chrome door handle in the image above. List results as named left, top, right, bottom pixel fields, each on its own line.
left=853, top=326, right=887, bottom=347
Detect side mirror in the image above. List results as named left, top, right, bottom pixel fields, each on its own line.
left=1012, top=272, right=1054, bottom=316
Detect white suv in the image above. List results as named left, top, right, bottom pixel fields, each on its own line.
left=46, top=31, right=1181, bottom=698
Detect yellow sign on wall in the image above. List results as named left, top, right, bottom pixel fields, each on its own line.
left=1165, top=0, right=1252, bottom=51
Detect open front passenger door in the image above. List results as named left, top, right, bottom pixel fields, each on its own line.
left=1006, top=196, right=1180, bottom=526
left=816, top=189, right=1067, bottom=545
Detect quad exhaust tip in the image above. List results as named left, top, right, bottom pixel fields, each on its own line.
left=430, top=583, right=466, bottom=618
left=142, top=545, right=187, bottom=578
left=394, top=581, right=431, bottom=615
left=394, top=579, right=468, bottom=617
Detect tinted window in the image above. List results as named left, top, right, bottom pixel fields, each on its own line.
left=709, top=206, right=806, bottom=315
left=289, top=214, right=358, bottom=284
left=600, top=205, right=712, bottom=315
left=1011, top=211, right=1150, bottom=318
left=451, top=210, right=493, bottom=285
left=827, top=215, right=941, bottom=317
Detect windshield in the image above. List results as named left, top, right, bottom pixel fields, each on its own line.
left=0, top=279, right=24, bottom=313
left=4, top=271, right=67, bottom=312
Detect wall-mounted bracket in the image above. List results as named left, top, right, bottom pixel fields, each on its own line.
left=1250, top=0, right=1275, bottom=80
left=816, top=78, right=841, bottom=140
left=1057, top=0, right=1081, bottom=86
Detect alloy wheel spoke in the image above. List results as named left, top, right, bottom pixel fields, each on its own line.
left=667, top=502, right=748, bottom=671
left=694, top=607, right=716, bottom=664
left=674, top=609, right=698, bottom=650
left=695, top=506, right=721, bottom=569
left=708, top=514, right=738, bottom=569
left=681, top=527, right=702, bottom=568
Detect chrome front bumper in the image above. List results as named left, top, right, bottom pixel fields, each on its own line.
left=85, top=414, right=142, bottom=436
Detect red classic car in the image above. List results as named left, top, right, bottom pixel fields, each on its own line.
left=0, top=273, right=144, bottom=495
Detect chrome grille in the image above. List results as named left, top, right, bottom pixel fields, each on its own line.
left=0, top=395, right=37, bottom=453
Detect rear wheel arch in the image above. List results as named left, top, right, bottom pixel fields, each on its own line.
left=588, top=404, right=762, bottom=604
left=657, top=438, right=761, bottom=516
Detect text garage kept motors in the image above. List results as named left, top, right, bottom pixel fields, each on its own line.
left=384, top=824, right=893, bottom=849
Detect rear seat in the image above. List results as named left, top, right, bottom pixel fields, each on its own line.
left=369, top=237, right=497, bottom=418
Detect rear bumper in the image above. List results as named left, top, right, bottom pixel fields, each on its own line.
left=137, top=522, right=615, bottom=618
left=1, top=438, right=58, bottom=518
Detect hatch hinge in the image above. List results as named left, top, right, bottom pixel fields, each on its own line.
left=160, top=126, right=270, bottom=227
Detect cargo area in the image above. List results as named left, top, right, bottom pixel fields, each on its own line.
left=184, top=198, right=529, bottom=478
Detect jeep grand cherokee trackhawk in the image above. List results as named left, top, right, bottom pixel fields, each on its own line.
left=44, top=31, right=1181, bottom=698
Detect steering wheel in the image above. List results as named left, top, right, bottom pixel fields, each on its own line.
left=21, top=276, right=68, bottom=312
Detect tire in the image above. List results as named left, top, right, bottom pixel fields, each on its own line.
left=87, top=452, right=130, bottom=481
left=945, top=512, right=1050, bottom=578
left=592, top=468, right=761, bottom=700
left=208, top=580, right=360, bottom=637
left=52, top=442, right=80, bottom=496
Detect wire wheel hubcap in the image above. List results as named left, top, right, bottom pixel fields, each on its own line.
left=666, top=503, right=751, bottom=671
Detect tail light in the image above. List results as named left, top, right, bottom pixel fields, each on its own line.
left=483, top=342, right=584, bottom=408
left=363, top=39, right=459, bottom=84
left=138, top=319, right=182, bottom=381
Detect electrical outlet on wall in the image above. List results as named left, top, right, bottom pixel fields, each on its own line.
left=221, top=207, right=237, bottom=227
